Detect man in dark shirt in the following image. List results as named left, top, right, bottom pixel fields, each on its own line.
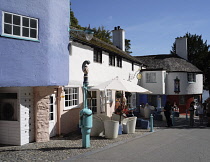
left=189, top=101, right=195, bottom=127
left=164, top=101, right=172, bottom=127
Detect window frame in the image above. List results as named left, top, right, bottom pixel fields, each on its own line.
left=1, top=11, right=39, bottom=41
left=109, top=53, right=115, bottom=66
left=49, top=95, right=54, bottom=121
left=146, top=72, right=156, bottom=83
left=87, top=91, right=97, bottom=113
left=132, top=62, right=134, bottom=71
left=93, top=48, right=102, bottom=63
left=187, top=73, right=196, bottom=83
left=64, top=87, right=79, bottom=110
left=106, top=89, right=112, bottom=103
left=116, top=56, right=122, bottom=68
left=126, top=92, right=136, bottom=108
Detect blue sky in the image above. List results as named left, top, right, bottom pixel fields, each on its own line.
left=71, top=0, right=210, bottom=56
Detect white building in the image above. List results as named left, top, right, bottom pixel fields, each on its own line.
left=135, top=38, right=203, bottom=113
left=58, top=26, right=144, bottom=134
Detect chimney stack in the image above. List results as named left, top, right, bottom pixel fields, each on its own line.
left=112, top=26, right=125, bottom=51
left=176, top=37, right=188, bottom=60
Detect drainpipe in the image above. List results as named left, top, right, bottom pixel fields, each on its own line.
left=56, top=87, right=62, bottom=136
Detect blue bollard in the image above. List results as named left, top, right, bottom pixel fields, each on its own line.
left=150, top=114, right=154, bottom=132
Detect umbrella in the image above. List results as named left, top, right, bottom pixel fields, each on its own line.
left=89, top=77, right=152, bottom=94
left=89, top=77, right=152, bottom=125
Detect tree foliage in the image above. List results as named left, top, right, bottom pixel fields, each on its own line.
left=125, top=39, right=132, bottom=54
left=92, top=26, right=112, bottom=44
left=70, top=4, right=84, bottom=30
left=171, top=33, right=210, bottom=90
left=70, top=8, right=132, bottom=54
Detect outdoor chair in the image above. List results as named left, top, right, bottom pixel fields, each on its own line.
left=104, top=120, right=119, bottom=139
left=111, top=113, right=126, bottom=123
left=90, top=114, right=111, bottom=137
left=122, top=116, right=137, bottom=134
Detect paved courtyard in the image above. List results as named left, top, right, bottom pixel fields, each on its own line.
left=0, top=115, right=207, bottom=162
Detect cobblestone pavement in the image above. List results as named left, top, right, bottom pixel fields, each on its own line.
left=0, top=115, right=207, bottom=162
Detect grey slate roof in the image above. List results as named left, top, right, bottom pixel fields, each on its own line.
left=70, top=29, right=143, bottom=65
left=135, top=54, right=202, bottom=73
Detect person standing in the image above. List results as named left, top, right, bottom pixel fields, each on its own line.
left=164, top=101, right=172, bottom=127
left=197, top=102, right=204, bottom=125
left=189, top=101, right=195, bottom=127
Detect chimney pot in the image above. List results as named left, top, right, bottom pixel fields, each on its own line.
left=112, top=26, right=125, bottom=51
left=176, top=37, right=188, bottom=60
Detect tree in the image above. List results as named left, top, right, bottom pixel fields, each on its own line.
left=70, top=3, right=84, bottom=30
left=92, top=26, right=112, bottom=44
left=171, top=33, right=210, bottom=90
left=70, top=8, right=132, bottom=54
left=125, top=39, right=132, bottom=54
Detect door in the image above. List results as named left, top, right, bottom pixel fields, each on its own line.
left=49, top=94, right=56, bottom=137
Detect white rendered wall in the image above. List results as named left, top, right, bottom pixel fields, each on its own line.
left=166, top=72, right=203, bottom=95
left=68, top=42, right=141, bottom=116
left=69, top=42, right=140, bottom=86
left=140, top=70, right=166, bottom=94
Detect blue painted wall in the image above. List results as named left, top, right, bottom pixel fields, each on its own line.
left=0, top=0, right=70, bottom=87
left=137, top=94, right=148, bottom=106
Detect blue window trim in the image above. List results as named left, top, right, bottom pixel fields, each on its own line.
left=0, top=34, right=40, bottom=42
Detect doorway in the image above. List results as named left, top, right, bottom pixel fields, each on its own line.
left=49, top=94, right=56, bottom=137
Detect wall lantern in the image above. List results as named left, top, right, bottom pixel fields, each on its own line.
left=69, top=25, right=94, bottom=41
left=136, top=73, right=142, bottom=80
left=174, top=77, right=180, bottom=94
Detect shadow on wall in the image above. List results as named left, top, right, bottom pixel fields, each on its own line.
left=60, top=106, right=82, bottom=135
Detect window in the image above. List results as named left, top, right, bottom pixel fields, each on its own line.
left=87, top=91, right=97, bottom=113
left=2, top=11, right=38, bottom=40
left=117, top=56, right=122, bottom=68
left=106, top=90, right=112, bottom=102
left=132, top=62, right=134, bottom=71
left=179, top=95, right=185, bottom=105
left=187, top=73, right=196, bottom=82
left=49, top=95, right=54, bottom=121
left=146, top=72, right=156, bottom=83
left=131, top=93, right=136, bottom=108
left=109, top=54, right=115, bottom=66
left=126, top=92, right=136, bottom=108
left=94, top=49, right=102, bottom=63
left=64, top=87, right=78, bottom=110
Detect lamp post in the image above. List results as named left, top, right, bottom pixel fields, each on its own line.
left=69, top=25, right=94, bottom=41
left=69, top=25, right=94, bottom=148
left=79, top=60, right=92, bottom=148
